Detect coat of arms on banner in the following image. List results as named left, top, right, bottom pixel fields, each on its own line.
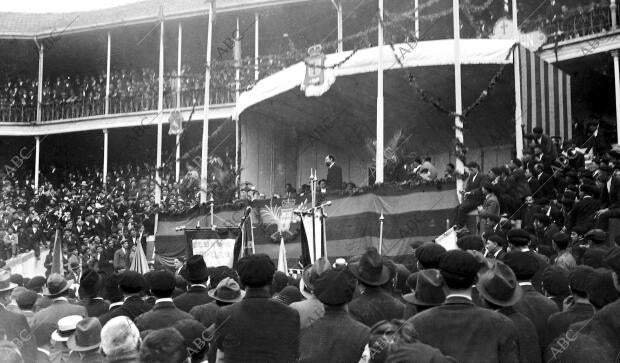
left=168, top=110, right=184, bottom=135
left=300, top=44, right=336, bottom=97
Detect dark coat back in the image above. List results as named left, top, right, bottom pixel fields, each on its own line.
left=81, top=298, right=110, bottom=318
left=134, top=300, right=193, bottom=331
left=498, top=306, right=541, bottom=363
left=408, top=296, right=519, bottom=363
left=173, top=285, right=213, bottom=313
left=565, top=197, right=601, bottom=232
left=349, top=287, right=405, bottom=327
left=326, top=163, right=343, bottom=191
left=514, top=285, right=559, bottom=352
left=545, top=302, right=594, bottom=348
left=299, top=308, right=369, bottom=363
left=214, top=289, right=300, bottom=363
left=0, top=304, right=37, bottom=363
left=97, top=296, right=152, bottom=326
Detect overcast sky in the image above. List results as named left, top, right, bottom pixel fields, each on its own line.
left=0, top=0, right=142, bottom=13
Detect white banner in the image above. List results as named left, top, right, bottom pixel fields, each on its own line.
left=192, top=239, right=236, bottom=267
left=301, top=214, right=323, bottom=263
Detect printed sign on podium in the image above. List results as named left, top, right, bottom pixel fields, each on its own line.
left=184, top=228, right=239, bottom=267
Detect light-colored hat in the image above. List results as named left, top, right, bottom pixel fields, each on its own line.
left=0, top=270, right=17, bottom=292
left=51, top=315, right=83, bottom=342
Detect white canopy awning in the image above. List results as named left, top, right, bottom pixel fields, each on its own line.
left=233, top=38, right=516, bottom=120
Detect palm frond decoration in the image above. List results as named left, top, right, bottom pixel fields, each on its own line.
left=365, top=129, right=412, bottom=166
left=259, top=203, right=295, bottom=242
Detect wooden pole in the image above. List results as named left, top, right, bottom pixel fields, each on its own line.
left=376, top=0, right=384, bottom=184
left=36, top=44, right=44, bottom=122
left=201, top=2, right=214, bottom=204
left=176, top=22, right=183, bottom=183
left=105, top=32, right=111, bottom=115
left=453, top=0, right=464, bottom=197
left=513, top=0, right=523, bottom=158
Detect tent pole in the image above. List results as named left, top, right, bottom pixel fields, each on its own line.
left=105, top=32, right=111, bottom=115
left=255, top=12, right=259, bottom=81
left=513, top=0, right=523, bottom=158
left=156, top=13, right=164, bottom=206
left=235, top=17, right=241, bottom=179
left=453, top=0, right=464, bottom=197
left=376, top=0, right=384, bottom=184
left=201, top=2, right=214, bottom=204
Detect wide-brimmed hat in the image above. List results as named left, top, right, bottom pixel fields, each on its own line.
left=300, top=257, right=332, bottom=299
left=349, top=247, right=391, bottom=287
left=44, top=273, right=71, bottom=297
left=185, top=255, right=209, bottom=282
left=0, top=270, right=17, bottom=292
left=51, top=315, right=83, bottom=342
left=67, top=318, right=101, bottom=352
left=314, top=267, right=357, bottom=305
left=207, top=277, right=245, bottom=303
left=78, top=270, right=102, bottom=299
left=402, top=269, right=445, bottom=307
left=476, top=261, right=523, bottom=307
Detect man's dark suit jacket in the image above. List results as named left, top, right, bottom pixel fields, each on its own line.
left=326, top=163, right=342, bottom=191
left=299, top=307, right=370, bottom=363
left=23, top=227, right=45, bottom=256
left=214, top=288, right=300, bottom=363
left=97, top=295, right=151, bottom=326
left=464, top=172, right=488, bottom=205
left=81, top=298, right=110, bottom=318
left=498, top=306, right=541, bottom=363
left=134, top=300, right=193, bottom=331
left=408, top=296, right=519, bottom=363
left=189, top=301, right=220, bottom=328
left=0, top=304, right=37, bottom=362
left=513, top=285, right=559, bottom=352
left=565, top=197, right=601, bottom=232
left=544, top=302, right=594, bottom=347
left=348, top=286, right=405, bottom=327
left=173, top=285, right=213, bottom=313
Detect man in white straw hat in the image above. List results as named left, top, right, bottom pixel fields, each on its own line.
left=50, top=315, right=82, bottom=363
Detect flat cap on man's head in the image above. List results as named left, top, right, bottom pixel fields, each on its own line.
left=415, top=243, right=446, bottom=269
left=507, top=229, right=530, bottom=247
left=237, top=254, right=276, bottom=288
left=568, top=265, right=594, bottom=295
left=504, top=251, right=538, bottom=281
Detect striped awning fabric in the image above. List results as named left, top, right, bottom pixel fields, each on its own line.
left=519, top=45, right=572, bottom=141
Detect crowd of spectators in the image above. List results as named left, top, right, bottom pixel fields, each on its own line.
left=0, top=56, right=293, bottom=124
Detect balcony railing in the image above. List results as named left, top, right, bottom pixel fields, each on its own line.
left=540, top=4, right=617, bottom=45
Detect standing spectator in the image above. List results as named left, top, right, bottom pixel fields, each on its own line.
left=0, top=269, right=37, bottom=362
left=564, top=184, right=601, bottom=233
left=408, top=250, right=519, bottom=363
left=173, top=255, right=212, bottom=312
left=190, top=277, right=244, bottom=328
left=551, top=232, right=577, bottom=270
left=402, top=269, right=446, bottom=320
left=113, top=240, right=130, bottom=272
left=213, top=254, right=300, bottom=363
left=139, top=328, right=187, bottom=363
left=477, top=261, right=541, bottom=363
left=348, top=247, right=405, bottom=327
left=100, top=316, right=141, bottom=363
left=504, top=251, right=559, bottom=353
left=299, top=266, right=369, bottom=363
left=456, top=161, right=488, bottom=228
left=23, top=219, right=44, bottom=259
left=134, top=270, right=193, bottom=331
left=98, top=271, right=150, bottom=326
left=290, top=257, right=330, bottom=330
left=78, top=270, right=109, bottom=318
left=67, top=318, right=104, bottom=363
left=324, top=155, right=342, bottom=191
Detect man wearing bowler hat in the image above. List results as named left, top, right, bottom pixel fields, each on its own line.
left=504, top=251, right=558, bottom=354
left=408, top=250, right=519, bottom=363
left=97, top=270, right=151, bottom=326
left=191, top=277, right=245, bottom=328
left=31, top=273, right=86, bottom=347
left=299, top=267, right=370, bottom=363
left=78, top=270, right=109, bottom=318
left=348, top=247, right=404, bottom=327
left=67, top=317, right=103, bottom=363
left=290, top=257, right=331, bottom=329
left=213, top=254, right=299, bottom=363
left=135, top=270, right=193, bottom=331
left=402, top=269, right=446, bottom=320
left=0, top=269, right=37, bottom=363
left=173, top=255, right=212, bottom=312
left=477, top=261, right=541, bottom=363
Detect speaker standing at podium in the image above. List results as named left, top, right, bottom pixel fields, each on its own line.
left=325, top=155, right=342, bottom=191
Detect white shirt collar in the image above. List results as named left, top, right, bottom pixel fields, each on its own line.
left=190, top=284, right=207, bottom=289
left=518, top=282, right=533, bottom=286
left=53, top=297, right=68, bottom=302
left=38, top=348, right=50, bottom=356
left=155, top=298, right=173, bottom=304
left=109, top=301, right=123, bottom=309
left=446, top=293, right=472, bottom=301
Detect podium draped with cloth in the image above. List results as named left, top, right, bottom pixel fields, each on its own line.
left=184, top=228, right=244, bottom=267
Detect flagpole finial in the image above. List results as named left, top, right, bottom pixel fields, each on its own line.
left=380, top=213, right=384, bottom=220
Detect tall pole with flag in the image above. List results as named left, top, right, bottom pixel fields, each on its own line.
left=51, top=229, right=63, bottom=275
left=453, top=0, right=464, bottom=197
left=235, top=17, right=241, bottom=180
left=513, top=0, right=523, bottom=158
left=376, top=0, right=384, bottom=184
left=201, top=0, right=215, bottom=204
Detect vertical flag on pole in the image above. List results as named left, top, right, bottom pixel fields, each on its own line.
left=277, top=236, right=288, bottom=273
left=519, top=45, right=572, bottom=141
left=130, top=232, right=150, bottom=274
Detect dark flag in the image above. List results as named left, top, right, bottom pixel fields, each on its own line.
left=299, top=218, right=311, bottom=268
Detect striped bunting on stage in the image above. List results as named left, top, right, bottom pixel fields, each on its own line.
left=519, top=45, right=572, bottom=141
